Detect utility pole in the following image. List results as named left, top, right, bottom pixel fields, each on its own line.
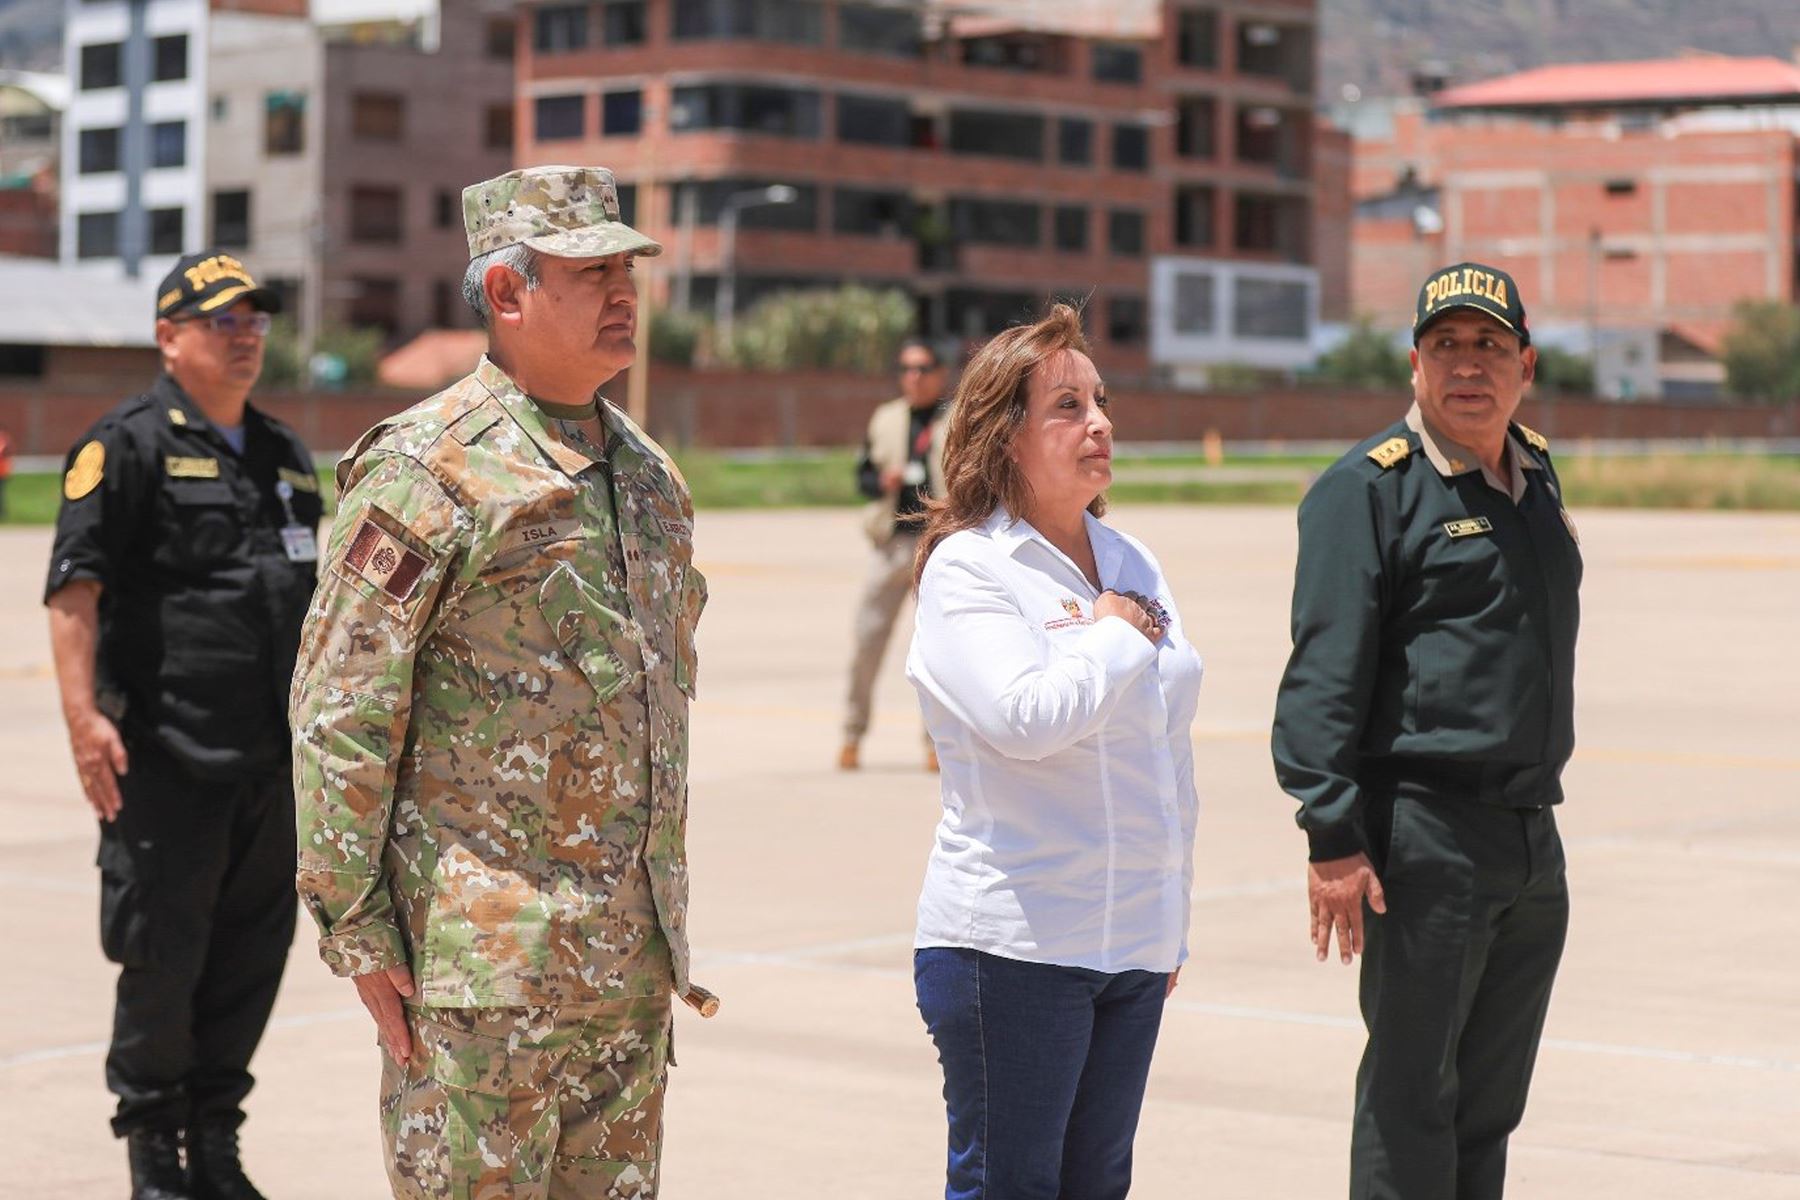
left=119, top=0, right=150, bottom=277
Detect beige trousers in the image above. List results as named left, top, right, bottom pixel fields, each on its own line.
left=842, top=531, right=923, bottom=742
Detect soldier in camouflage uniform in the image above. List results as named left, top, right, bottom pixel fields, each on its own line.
left=290, top=165, right=706, bottom=1199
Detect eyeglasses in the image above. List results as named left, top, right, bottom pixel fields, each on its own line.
left=173, top=312, right=273, bottom=336
left=897, top=363, right=939, bottom=375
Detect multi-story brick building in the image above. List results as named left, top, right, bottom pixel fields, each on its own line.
left=1350, top=56, right=1800, bottom=398
left=515, top=0, right=1332, bottom=383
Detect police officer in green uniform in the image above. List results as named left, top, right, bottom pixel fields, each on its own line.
left=1273, top=262, right=1580, bottom=1200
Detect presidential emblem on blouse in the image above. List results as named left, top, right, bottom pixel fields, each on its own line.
left=1061, top=597, right=1083, bottom=619
left=1141, top=595, right=1171, bottom=628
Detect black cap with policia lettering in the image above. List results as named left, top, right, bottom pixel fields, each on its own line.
left=155, top=250, right=283, bottom=320
left=1412, top=261, right=1529, bottom=347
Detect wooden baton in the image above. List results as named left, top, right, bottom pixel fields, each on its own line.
left=680, top=984, right=720, bottom=1018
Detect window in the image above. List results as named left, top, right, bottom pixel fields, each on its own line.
left=1176, top=96, right=1216, bottom=158
left=1235, top=192, right=1307, bottom=258
left=1175, top=185, right=1215, bottom=247
left=1107, top=295, right=1146, bottom=344
left=265, top=91, right=306, bottom=155
left=961, top=33, right=1064, bottom=72
left=945, top=287, right=1039, bottom=337
left=150, top=120, right=185, bottom=169
left=350, top=277, right=401, bottom=337
left=534, top=4, right=589, bottom=53
left=77, top=211, right=119, bottom=259
left=949, top=197, right=1040, bottom=248
left=1091, top=42, right=1142, bottom=84
left=666, top=178, right=818, bottom=229
left=616, top=183, right=637, bottom=225
left=81, top=42, right=122, bottom=90
left=602, top=90, right=642, bottom=136
left=1108, top=209, right=1145, bottom=256
left=948, top=109, right=1044, bottom=162
left=1236, top=105, right=1287, bottom=167
left=485, top=16, right=516, bottom=60
left=149, top=207, right=184, bottom=255
left=1604, top=178, right=1638, bottom=196
left=1053, top=205, right=1088, bottom=252
left=670, top=83, right=822, bottom=138
left=211, top=95, right=228, bottom=122
left=433, top=189, right=455, bottom=229
left=351, top=92, right=405, bottom=142
left=1173, top=271, right=1215, bottom=334
left=78, top=127, right=121, bottom=174
left=604, top=0, right=648, bottom=44
left=485, top=104, right=514, bottom=150
left=1234, top=277, right=1308, bottom=340
left=213, top=190, right=251, bottom=248
left=536, top=95, right=585, bottom=140
left=1177, top=8, right=1217, bottom=69
left=1237, top=21, right=1313, bottom=92
left=836, top=94, right=911, bottom=147
left=432, top=279, right=457, bottom=328
left=1112, top=123, right=1149, bottom=171
left=840, top=4, right=922, bottom=57
left=350, top=185, right=405, bottom=244
left=151, top=34, right=188, bottom=82
left=0, top=345, right=46, bottom=378
left=1058, top=118, right=1092, bottom=166
left=833, top=186, right=910, bottom=236
left=672, top=0, right=823, bottom=45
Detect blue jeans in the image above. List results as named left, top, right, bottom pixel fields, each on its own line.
left=914, top=947, right=1170, bottom=1200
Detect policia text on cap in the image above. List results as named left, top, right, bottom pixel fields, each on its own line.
left=1273, top=260, right=1581, bottom=1200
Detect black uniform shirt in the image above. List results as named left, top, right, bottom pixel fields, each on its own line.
left=1272, top=408, right=1582, bottom=861
left=45, top=374, right=323, bottom=779
left=855, top=398, right=946, bottom=529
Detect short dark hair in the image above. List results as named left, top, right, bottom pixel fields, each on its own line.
left=896, top=338, right=942, bottom=369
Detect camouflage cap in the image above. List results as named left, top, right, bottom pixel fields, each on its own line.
left=463, top=165, right=663, bottom=260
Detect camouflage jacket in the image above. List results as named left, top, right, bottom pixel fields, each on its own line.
left=291, top=358, right=704, bottom=1006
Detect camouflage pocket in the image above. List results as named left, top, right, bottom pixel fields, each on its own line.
left=672, top=567, right=706, bottom=698
left=539, top=562, right=642, bottom=703
left=415, top=1007, right=559, bottom=1196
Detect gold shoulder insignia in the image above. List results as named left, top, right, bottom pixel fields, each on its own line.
left=167, top=408, right=188, bottom=426
left=64, top=441, right=105, bottom=500
left=1366, top=437, right=1412, bottom=470
left=1518, top=423, right=1549, bottom=453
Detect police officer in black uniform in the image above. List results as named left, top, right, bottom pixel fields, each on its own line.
left=1273, top=263, right=1580, bottom=1200
left=45, top=251, right=321, bottom=1200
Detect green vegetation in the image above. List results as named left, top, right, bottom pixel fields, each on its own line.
left=717, top=286, right=914, bottom=373
left=261, top=318, right=385, bottom=389
left=1720, top=300, right=1800, bottom=403
left=1306, top=319, right=1411, bottom=389
left=1531, top=345, right=1595, bottom=395
left=6, top=454, right=1797, bottom=526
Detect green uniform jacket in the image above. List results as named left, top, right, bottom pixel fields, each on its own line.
left=290, top=359, right=705, bottom=1006
left=1272, top=414, right=1582, bottom=862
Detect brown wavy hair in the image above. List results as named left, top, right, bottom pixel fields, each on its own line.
left=914, top=304, right=1103, bottom=585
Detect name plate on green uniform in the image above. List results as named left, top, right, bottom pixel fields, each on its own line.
left=1443, top=517, right=1493, bottom=538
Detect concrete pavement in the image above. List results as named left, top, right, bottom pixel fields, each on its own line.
left=2, top=504, right=1797, bottom=1198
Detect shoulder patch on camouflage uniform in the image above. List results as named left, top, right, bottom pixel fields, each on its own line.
left=1517, top=423, right=1549, bottom=453
left=63, top=441, right=105, bottom=500
left=1366, top=437, right=1412, bottom=470
left=343, top=507, right=432, bottom=602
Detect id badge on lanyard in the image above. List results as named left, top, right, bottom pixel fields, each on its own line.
left=275, top=480, right=319, bottom=562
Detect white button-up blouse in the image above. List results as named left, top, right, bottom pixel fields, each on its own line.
left=906, top=507, right=1204, bottom=974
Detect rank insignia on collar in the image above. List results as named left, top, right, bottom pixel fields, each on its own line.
left=1443, top=517, right=1494, bottom=538
left=1367, top=437, right=1411, bottom=469
left=1518, top=423, right=1549, bottom=453
left=167, top=407, right=188, bottom=426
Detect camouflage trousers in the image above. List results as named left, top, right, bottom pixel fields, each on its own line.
left=380, top=995, right=671, bottom=1199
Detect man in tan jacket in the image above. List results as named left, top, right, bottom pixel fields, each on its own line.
left=839, top=339, right=949, bottom=771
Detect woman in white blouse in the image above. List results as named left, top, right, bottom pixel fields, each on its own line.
left=907, top=305, right=1204, bottom=1200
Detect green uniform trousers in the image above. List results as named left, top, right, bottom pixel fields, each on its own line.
left=380, top=995, right=671, bottom=1200
left=1353, top=794, right=1569, bottom=1200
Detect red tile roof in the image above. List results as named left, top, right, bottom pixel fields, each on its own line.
left=377, top=329, right=488, bottom=391
left=1434, top=56, right=1800, bottom=110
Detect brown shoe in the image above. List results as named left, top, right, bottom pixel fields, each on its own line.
left=924, top=746, right=939, bottom=773
left=837, top=743, right=860, bottom=771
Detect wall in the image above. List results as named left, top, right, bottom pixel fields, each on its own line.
left=2, top=368, right=1792, bottom=458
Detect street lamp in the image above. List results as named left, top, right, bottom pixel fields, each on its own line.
left=714, top=184, right=798, bottom=346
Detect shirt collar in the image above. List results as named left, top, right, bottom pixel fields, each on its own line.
left=155, top=373, right=260, bottom=447
left=983, top=505, right=1124, bottom=584
left=1404, top=402, right=1538, bottom=501
left=476, top=356, right=613, bottom=478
